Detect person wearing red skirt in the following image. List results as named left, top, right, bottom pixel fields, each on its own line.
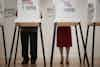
left=57, top=26, right=72, bottom=64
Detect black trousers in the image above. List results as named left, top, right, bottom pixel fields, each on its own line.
left=20, top=27, right=38, bottom=61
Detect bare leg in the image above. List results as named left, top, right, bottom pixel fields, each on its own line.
left=66, top=47, right=70, bottom=64
left=59, top=47, right=63, bottom=64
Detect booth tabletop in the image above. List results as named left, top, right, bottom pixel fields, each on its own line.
left=56, top=22, right=79, bottom=27
left=15, top=22, right=80, bottom=27
left=15, top=22, right=40, bottom=27
left=89, top=22, right=100, bottom=26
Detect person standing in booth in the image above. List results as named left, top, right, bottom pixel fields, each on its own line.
left=57, top=27, right=72, bottom=64
left=21, top=27, right=38, bottom=64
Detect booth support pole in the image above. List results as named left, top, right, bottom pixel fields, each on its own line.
left=92, top=23, right=96, bottom=67
left=79, top=23, right=89, bottom=66
left=83, top=25, right=90, bottom=64
left=39, top=23, right=46, bottom=65
left=50, top=23, right=57, bottom=64
left=75, top=25, right=82, bottom=64
left=14, top=27, right=20, bottom=64
left=1, top=25, right=7, bottom=64
left=8, top=26, right=17, bottom=65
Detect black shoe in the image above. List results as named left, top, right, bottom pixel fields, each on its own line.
left=31, top=59, right=36, bottom=64
left=21, top=59, right=29, bottom=64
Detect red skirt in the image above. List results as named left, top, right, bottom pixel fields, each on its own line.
left=57, top=27, right=72, bottom=48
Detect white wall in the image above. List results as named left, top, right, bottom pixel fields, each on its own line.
left=0, top=0, right=100, bottom=64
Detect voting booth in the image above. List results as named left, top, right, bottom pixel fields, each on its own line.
left=8, top=0, right=46, bottom=64
left=50, top=0, right=89, bottom=66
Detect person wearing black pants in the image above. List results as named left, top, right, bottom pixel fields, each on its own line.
left=20, top=27, right=38, bottom=64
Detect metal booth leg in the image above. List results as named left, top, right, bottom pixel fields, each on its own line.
left=50, top=23, right=57, bottom=65
left=8, top=26, right=17, bottom=65
left=14, top=27, right=20, bottom=64
left=83, top=25, right=90, bottom=64
left=79, top=23, right=89, bottom=66
left=74, top=25, right=82, bottom=64
left=1, top=25, right=7, bottom=64
left=92, top=23, right=96, bottom=67
left=39, top=23, right=46, bottom=65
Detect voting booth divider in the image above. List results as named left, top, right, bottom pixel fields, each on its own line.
left=8, top=0, right=46, bottom=65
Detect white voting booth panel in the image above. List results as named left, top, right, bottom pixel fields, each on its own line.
left=88, top=0, right=100, bottom=23
left=15, top=0, right=41, bottom=23
left=53, top=0, right=80, bottom=23
left=88, top=0, right=96, bottom=24
left=0, top=0, right=3, bottom=23
left=93, top=0, right=100, bottom=22
left=0, top=0, right=3, bottom=17
left=88, top=0, right=94, bottom=23
left=0, top=0, right=6, bottom=24
left=45, top=0, right=55, bottom=22
left=0, top=0, right=16, bottom=18
left=0, top=0, right=17, bottom=25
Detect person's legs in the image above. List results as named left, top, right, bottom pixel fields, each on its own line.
left=59, top=47, right=63, bottom=64
left=66, top=47, right=70, bottom=64
left=20, top=31, right=29, bottom=64
left=30, top=28, right=38, bottom=64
